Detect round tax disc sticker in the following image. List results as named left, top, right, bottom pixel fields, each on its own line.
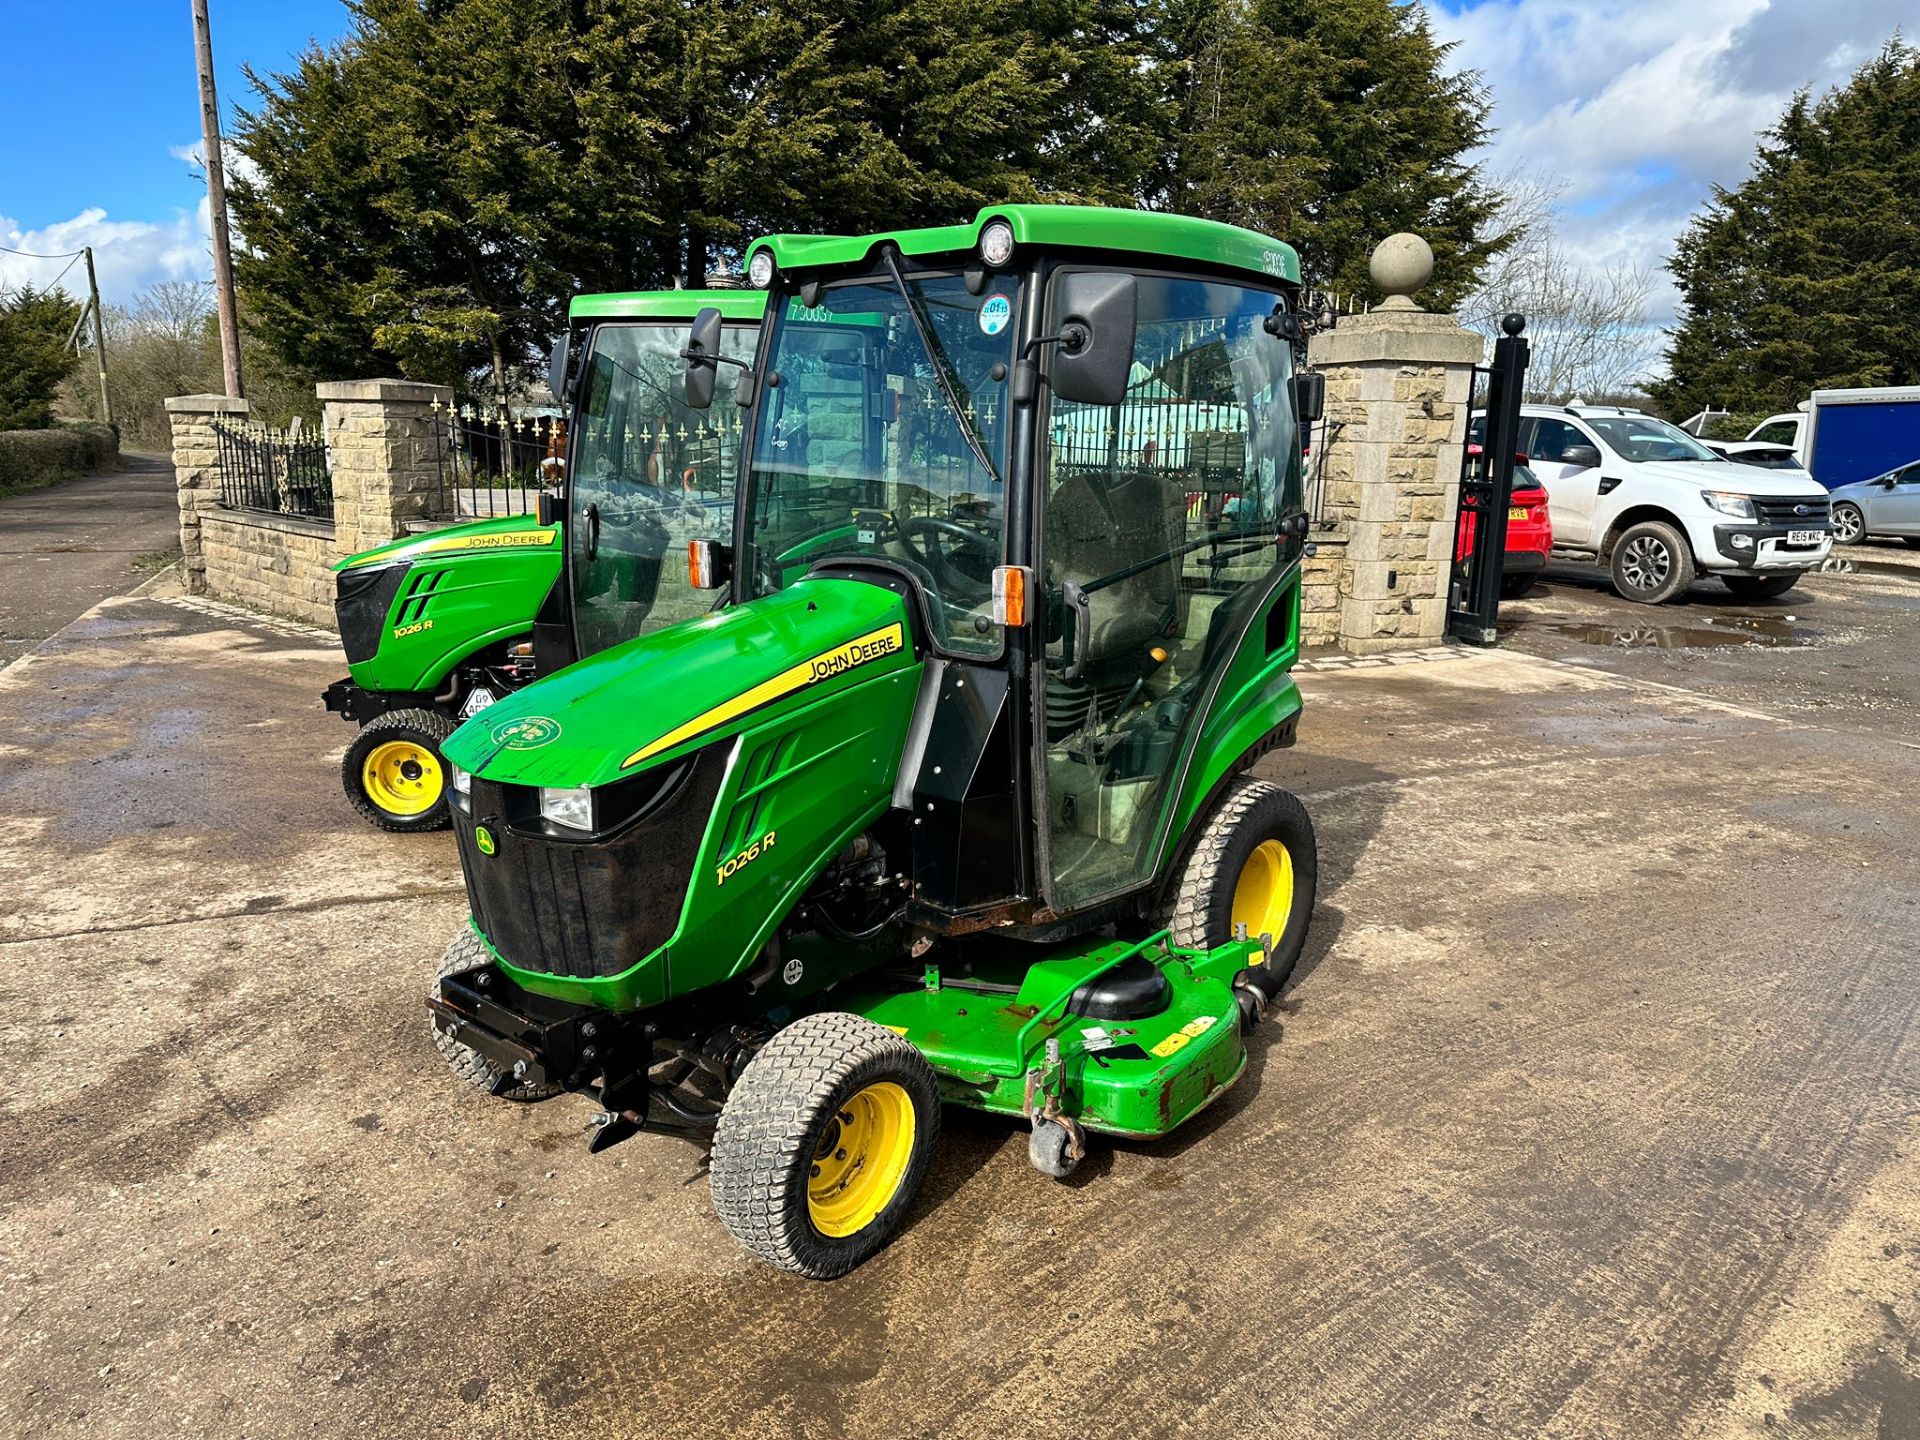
left=978, top=294, right=1011, bottom=336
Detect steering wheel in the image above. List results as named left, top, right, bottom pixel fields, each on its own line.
left=901, top=517, right=997, bottom=603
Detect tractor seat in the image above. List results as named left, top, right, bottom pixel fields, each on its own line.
left=1046, top=466, right=1187, bottom=670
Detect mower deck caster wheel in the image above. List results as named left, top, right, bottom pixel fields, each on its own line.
left=1028, top=1118, right=1083, bottom=1180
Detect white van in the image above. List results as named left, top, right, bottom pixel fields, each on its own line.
left=1480, top=406, right=1833, bottom=604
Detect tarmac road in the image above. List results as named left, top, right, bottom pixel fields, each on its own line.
left=0, top=454, right=179, bottom=671
left=0, top=568, right=1916, bottom=1439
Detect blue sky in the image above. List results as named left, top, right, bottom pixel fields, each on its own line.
left=1, top=0, right=1912, bottom=374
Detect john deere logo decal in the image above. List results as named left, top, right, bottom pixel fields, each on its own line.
left=487, top=715, right=561, bottom=750
left=474, top=825, right=497, bottom=856
left=622, top=622, right=906, bottom=769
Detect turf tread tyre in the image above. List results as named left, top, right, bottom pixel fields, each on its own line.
left=1157, top=777, right=1318, bottom=986
left=344, top=707, right=456, bottom=832
left=430, top=928, right=561, bottom=1102
left=1609, top=519, right=1695, bottom=604
left=710, top=1011, right=940, bottom=1279
left=1720, top=573, right=1800, bottom=599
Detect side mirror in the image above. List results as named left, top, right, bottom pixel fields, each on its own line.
left=683, top=307, right=723, bottom=410
left=546, top=332, right=571, bottom=406
left=1049, top=272, right=1137, bottom=407
left=536, top=491, right=559, bottom=528
left=1562, top=444, right=1601, bottom=470
left=1290, top=372, right=1325, bottom=425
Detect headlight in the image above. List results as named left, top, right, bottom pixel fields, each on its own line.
left=979, top=219, right=1015, bottom=268
left=450, top=766, right=471, bottom=797
left=1701, top=490, right=1757, bottom=520
left=539, top=785, right=594, bottom=831
left=747, top=249, right=775, bottom=289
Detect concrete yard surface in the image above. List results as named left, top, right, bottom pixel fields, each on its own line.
left=0, top=571, right=1917, bottom=1439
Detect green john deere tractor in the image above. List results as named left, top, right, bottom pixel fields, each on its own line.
left=427, top=205, right=1328, bottom=1277
left=323, top=289, right=766, bottom=830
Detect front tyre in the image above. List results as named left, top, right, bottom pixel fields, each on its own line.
left=710, top=1012, right=941, bottom=1279
left=429, top=928, right=561, bottom=1102
left=1831, top=502, right=1865, bottom=545
left=1609, top=520, right=1695, bottom=604
left=1721, top=573, right=1800, bottom=600
left=344, top=707, right=456, bottom=832
left=1158, top=777, right=1318, bottom=987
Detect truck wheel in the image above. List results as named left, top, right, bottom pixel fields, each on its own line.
left=1721, top=574, right=1800, bottom=600
left=1831, top=503, right=1864, bottom=544
left=344, top=708, right=455, bottom=832
left=1609, top=520, right=1695, bottom=604
left=710, top=1012, right=941, bottom=1279
left=430, top=928, right=560, bottom=1102
left=1158, top=777, right=1317, bottom=987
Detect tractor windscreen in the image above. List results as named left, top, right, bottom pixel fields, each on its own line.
left=742, top=274, right=1019, bottom=655
left=571, top=323, right=752, bottom=657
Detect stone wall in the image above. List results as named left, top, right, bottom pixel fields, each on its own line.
left=199, top=511, right=337, bottom=627
left=167, top=381, right=454, bottom=631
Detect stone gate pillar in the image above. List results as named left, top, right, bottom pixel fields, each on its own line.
left=317, top=379, right=455, bottom=557
left=1308, top=236, right=1483, bottom=653
left=164, top=393, right=250, bottom=596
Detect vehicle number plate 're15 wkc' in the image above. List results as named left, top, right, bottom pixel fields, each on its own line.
left=1786, top=529, right=1823, bottom=546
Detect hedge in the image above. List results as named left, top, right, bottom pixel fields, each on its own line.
left=0, top=422, right=120, bottom=497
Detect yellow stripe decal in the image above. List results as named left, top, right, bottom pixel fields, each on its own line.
left=344, top=528, right=558, bottom=567
left=622, top=622, right=905, bottom=768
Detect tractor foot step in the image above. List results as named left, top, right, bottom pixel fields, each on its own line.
left=585, top=1109, right=643, bottom=1154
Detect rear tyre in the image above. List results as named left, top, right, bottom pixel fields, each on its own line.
left=430, top=928, right=561, bottom=1102
left=1499, top=573, right=1537, bottom=599
left=1158, top=777, right=1318, bottom=988
left=1721, top=573, right=1800, bottom=600
left=344, top=707, right=456, bottom=832
left=710, top=1012, right=941, bottom=1279
left=1831, top=502, right=1864, bottom=545
left=1609, top=520, right=1695, bottom=604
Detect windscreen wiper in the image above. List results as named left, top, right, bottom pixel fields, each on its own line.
left=878, top=247, right=1001, bottom=485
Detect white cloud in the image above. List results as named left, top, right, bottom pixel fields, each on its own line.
left=1427, top=0, right=1913, bottom=375
left=0, top=141, right=227, bottom=306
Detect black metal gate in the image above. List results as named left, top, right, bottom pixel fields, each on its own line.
left=1447, top=314, right=1530, bottom=645
left=213, top=420, right=333, bottom=521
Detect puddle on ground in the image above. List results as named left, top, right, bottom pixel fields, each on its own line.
left=1819, top=555, right=1918, bottom=579
left=1515, top=614, right=1819, bottom=650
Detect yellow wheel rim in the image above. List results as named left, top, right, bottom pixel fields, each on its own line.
left=807, top=1081, right=917, bottom=1238
left=1230, top=838, right=1295, bottom=943
left=361, top=739, right=443, bottom=817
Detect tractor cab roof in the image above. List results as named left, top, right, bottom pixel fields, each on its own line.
left=568, top=288, right=767, bottom=323
left=747, top=204, right=1302, bottom=287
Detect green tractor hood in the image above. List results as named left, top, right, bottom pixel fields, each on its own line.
left=441, top=577, right=918, bottom=790
left=332, top=510, right=558, bottom=572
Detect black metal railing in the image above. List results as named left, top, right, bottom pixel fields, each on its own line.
left=213, top=420, right=333, bottom=521
left=426, top=404, right=565, bottom=521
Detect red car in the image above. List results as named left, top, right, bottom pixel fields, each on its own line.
left=1455, top=449, right=1553, bottom=598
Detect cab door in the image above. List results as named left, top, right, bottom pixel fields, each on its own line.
left=567, top=322, right=753, bottom=657
left=1038, top=271, right=1303, bottom=913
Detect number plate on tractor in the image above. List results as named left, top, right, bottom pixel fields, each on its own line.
left=1786, top=528, right=1822, bottom=546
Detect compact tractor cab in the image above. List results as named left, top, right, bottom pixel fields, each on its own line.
left=429, top=206, right=1325, bottom=1277
left=322, top=290, right=765, bottom=830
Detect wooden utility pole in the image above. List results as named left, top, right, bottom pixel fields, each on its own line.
left=83, top=247, right=113, bottom=426
left=191, top=0, right=244, bottom=398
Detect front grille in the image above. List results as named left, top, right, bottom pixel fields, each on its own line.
left=335, top=562, right=410, bottom=664
left=455, top=744, right=730, bottom=980
left=1754, top=496, right=1830, bottom=526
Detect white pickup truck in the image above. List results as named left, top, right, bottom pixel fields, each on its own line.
left=1481, top=405, right=1833, bottom=604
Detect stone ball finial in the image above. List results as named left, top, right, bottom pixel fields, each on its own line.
left=1369, top=233, right=1434, bottom=311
